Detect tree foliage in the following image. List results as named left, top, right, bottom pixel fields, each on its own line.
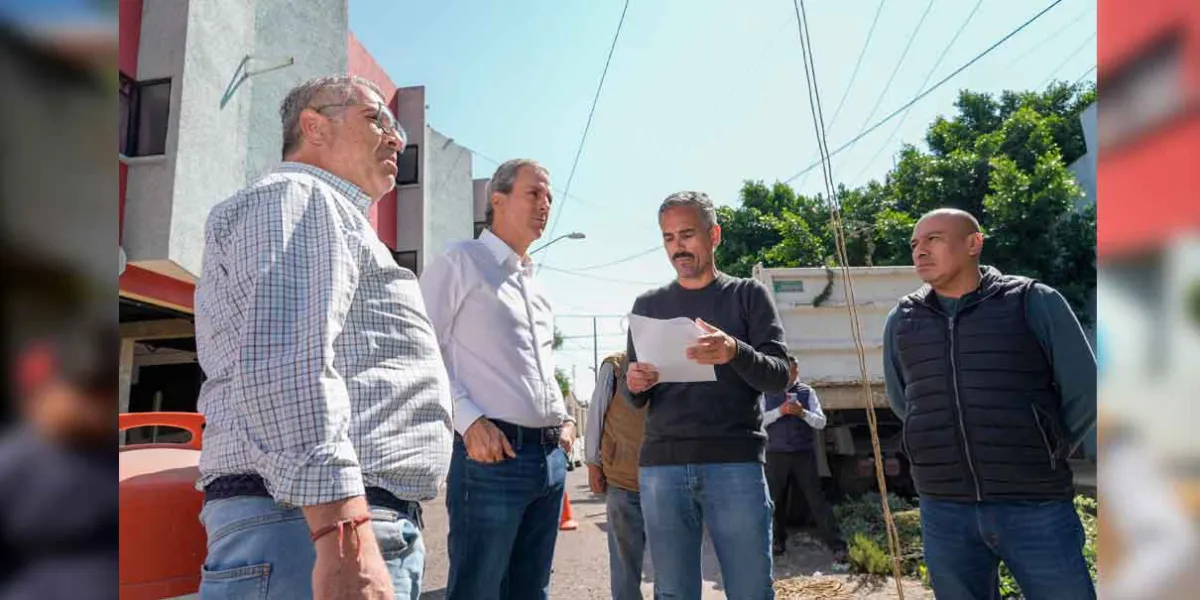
left=715, top=82, right=1097, bottom=321
left=553, top=328, right=571, bottom=398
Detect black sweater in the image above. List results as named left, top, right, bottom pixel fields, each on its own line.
left=626, top=273, right=790, bottom=466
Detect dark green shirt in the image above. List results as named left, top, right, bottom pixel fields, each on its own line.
left=882, top=283, right=1097, bottom=451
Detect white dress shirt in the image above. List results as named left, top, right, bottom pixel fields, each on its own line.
left=762, top=385, right=827, bottom=429
left=194, top=162, right=454, bottom=506
left=420, top=229, right=569, bottom=434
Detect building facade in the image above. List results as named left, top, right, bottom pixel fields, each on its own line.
left=1096, top=0, right=1200, bottom=461
left=118, top=0, right=477, bottom=430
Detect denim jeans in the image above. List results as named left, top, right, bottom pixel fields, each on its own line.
left=606, top=486, right=647, bottom=600
left=639, top=463, right=774, bottom=599
left=445, top=434, right=568, bottom=600
left=197, top=495, right=425, bottom=600
left=921, top=498, right=1096, bottom=600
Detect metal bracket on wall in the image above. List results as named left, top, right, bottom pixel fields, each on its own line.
left=220, top=54, right=295, bottom=109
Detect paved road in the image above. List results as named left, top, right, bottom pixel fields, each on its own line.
left=418, top=467, right=927, bottom=599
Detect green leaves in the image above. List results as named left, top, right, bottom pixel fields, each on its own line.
left=715, top=81, right=1095, bottom=322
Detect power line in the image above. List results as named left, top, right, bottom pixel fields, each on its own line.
left=782, top=0, right=1066, bottom=185
left=541, top=0, right=631, bottom=269
left=794, top=0, right=888, bottom=191
left=540, top=264, right=662, bottom=286
left=852, top=0, right=985, bottom=183
left=555, top=245, right=660, bottom=271
left=466, top=147, right=603, bottom=210
left=793, top=0, right=906, bottom=592
left=1072, top=64, right=1097, bottom=86
left=1004, top=3, right=1093, bottom=70
left=847, top=0, right=935, bottom=148
left=1038, top=30, right=1096, bottom=89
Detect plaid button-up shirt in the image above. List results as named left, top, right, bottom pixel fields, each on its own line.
left=194, top=162, right=453, bottom=506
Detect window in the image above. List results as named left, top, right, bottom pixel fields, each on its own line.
left=119, top=73, right=172, bottom=157
left=393, top=250, right=419, bottom=275
left=397, top=144, right=419, bottom=186
left=1098, top=35, right=1184, bottom=149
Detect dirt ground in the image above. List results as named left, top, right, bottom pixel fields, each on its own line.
left=418, top=467, right=928, bottom=599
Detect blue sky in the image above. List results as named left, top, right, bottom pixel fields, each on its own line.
left=350, top=0, right=1097, bottom=399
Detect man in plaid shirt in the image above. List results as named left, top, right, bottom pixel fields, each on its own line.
left=193, top=76, right=453, bottom=600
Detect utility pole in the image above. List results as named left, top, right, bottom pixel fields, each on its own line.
left=592, top=316, right=599, bottom=381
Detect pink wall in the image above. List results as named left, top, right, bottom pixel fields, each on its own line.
left=119, top=0, right=142, bottom=76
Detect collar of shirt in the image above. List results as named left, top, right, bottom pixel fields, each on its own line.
left=479, top=228, right=535, bottom=274
left=277, top=162, right=374, bottom=215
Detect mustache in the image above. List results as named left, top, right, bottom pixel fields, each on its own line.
left=672, top=252, right=695, bottom=261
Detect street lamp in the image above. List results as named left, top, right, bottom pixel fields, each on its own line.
left=530, top=231, right=586, bottom=254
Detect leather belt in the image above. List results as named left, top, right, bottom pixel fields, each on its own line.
left=204, top=474, right=423, bottom=529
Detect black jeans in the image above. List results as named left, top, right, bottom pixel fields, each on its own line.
left=765, top=450, right=845, bottom=551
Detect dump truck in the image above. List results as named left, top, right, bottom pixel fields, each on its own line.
left=753, top=264, right=922, bottom=497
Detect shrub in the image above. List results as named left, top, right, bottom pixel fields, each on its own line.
left=836, top=494, right=1099, bottom=599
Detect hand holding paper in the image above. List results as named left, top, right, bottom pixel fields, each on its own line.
left=628, top=314, right=719, bottom=384
left=686, top=318, right=738, bottom=365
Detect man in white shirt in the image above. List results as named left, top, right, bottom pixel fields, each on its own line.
left=762, top=355, right=846, bottom=559
left=420, top=158, right=575, bottom=600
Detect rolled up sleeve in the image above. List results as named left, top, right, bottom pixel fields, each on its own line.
left=233, top=181, right=364, bottom=506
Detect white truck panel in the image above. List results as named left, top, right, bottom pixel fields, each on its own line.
left=753, top=264, right=924, bottom=406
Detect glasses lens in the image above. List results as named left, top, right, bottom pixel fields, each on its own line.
left=376, top=103, right=397, bottom=133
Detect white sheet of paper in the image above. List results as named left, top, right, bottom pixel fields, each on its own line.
left=627, top=314, right=718, bottom=383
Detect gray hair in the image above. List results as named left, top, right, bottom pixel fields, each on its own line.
left=279, top=75, right=386, bottom=159
left=485, top=159, right=550, bottom=226
left=658, top=191, right=718, bottom=230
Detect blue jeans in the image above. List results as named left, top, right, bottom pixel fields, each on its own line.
left=639, top=463, right=774, bottom=600
left=606, top=486, right=647, bottom=600
left=921, top=498, right=1096, bottom=600
left=445, top=434, right=568, bottom=600
left=198, top=496, right=425, bottom=599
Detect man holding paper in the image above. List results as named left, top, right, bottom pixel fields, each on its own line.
left=625, top=190, right=790, bottom=599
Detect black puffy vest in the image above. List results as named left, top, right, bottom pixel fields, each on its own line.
left=896, top=269, right=1075, bottom=502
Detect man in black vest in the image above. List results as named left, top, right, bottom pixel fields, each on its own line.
left=883, top=208, right=1097, bottom=600
left=764, top=355, right=847, bottom=560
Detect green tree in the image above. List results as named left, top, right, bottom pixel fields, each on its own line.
left=715, top=81, right=1096, bottom=321
left=553, top=327, right=571, bottom=399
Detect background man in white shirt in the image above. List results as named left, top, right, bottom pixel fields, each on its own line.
left=762, top=355, right=846, bottom=560
left=194, top=76, right=454, bottom=600
left=420, top=159, right=576, bottom=600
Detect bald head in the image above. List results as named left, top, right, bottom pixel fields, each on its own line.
left=911, top=208, right=985, bottom=293
left=916, top=208, right=981, bottom=237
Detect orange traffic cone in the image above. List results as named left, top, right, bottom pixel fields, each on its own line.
left=559, top=492, right=579, bottom=531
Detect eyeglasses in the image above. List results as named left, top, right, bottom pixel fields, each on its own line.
left=310, top=100, right=405, bottom=140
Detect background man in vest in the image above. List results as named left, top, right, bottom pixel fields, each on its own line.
left=883, top=208, right=1097, bottom=599
left=585, top=351, right=648, bottom=600
left=763, top=355, right=847, bottom=560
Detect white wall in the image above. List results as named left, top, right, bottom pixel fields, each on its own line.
left=424, top=127, right=475, bottom=263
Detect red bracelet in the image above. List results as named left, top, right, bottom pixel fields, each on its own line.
left=311, top=515, right=372, bottom=559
